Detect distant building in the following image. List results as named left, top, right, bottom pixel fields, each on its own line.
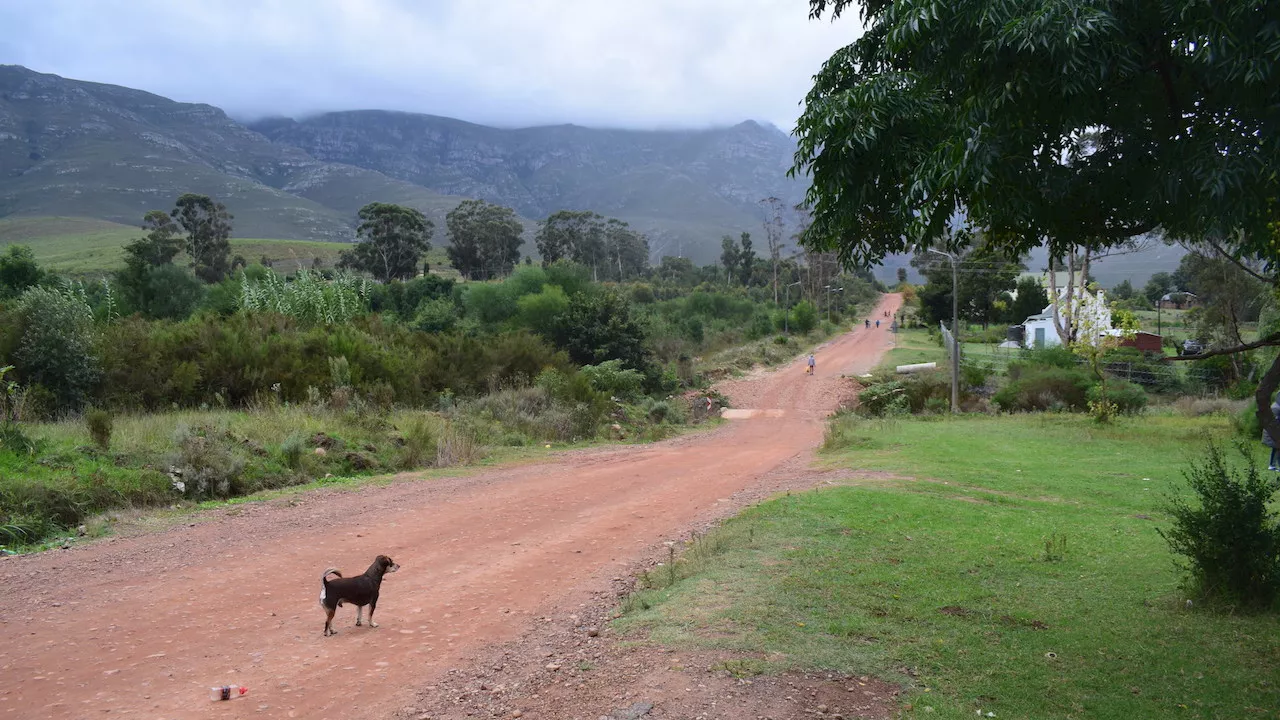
left=1021, top=287, right=1117, bottom=348
left=1157, top=292, right=1199, bottom=310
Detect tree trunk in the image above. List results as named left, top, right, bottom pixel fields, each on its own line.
left=1255, top=352, right=1280, bottom=457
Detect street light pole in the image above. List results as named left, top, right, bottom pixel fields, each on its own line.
left=929, top=248, right=960, bottom=414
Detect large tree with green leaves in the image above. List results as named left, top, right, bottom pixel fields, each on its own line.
left=602, top=219, right=650, bottom=281
left=339, top=202, right=434, bottom=283
left=535, top=211, right=605, bottom=278
left=0, top=245, right=44, bottom=299
left=793, top=0, right=1280, bottom=441
left=445, top=199, right=524, bottom=280
left=171, top=194, right=233, bottom=283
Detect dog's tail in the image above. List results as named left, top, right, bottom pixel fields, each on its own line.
left=319, top=568, right=343, bottom=607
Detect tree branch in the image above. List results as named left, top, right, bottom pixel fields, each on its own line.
left=1193, top=237, right=1276, bottom=285
left=1167, top=332, right=1280, bottom=361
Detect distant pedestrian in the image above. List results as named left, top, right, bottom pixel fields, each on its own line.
left=1264, top=393, right=1280, bottom=471
left=807, top=353, right=816, bottom=375
left=865, top=319, right=870, bottom=328
left=875, top=320, right=880, bottom=328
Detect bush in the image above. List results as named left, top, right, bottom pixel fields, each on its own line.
left=168, top=425, right=245, bottom=499
left=790, top=300, right=819, bottom=334
left=580, top=360, right=644, bottom=402
left=1009, top=345, right=1080, bottom=375
left=1087, top=381, right=1147, bottom=415
left=13, top=286, right=100, bottom=412
left=858, top=381, right=909, bottom=417
left=280, top=432, right=305, bottom=470
left=85, top=408, right=113, bottom=451
left=993, top=366, right=1093, bottom=412
left=396, top=415, right=438, bottom=470
left=1158, top=441, right=1280, bottom=609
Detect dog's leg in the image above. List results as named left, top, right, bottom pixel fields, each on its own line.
left=355, top=605, right=363, bottom=627
left=324, top=605, right=337, bottom=636
left=367, top=599, right=379, bottom=629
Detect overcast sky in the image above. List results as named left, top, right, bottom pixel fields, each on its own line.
left=0, top=0, right=859, bottom=130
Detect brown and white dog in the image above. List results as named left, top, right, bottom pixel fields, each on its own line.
left=319, top=555, right=400, bottom=636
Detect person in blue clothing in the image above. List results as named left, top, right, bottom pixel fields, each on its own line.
left=1264, top=393, right=1280, bottom=471
left=806, top=353, right=816, bottom=375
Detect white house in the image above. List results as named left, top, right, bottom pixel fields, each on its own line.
left=1022, top=287, right=1116, bottom=348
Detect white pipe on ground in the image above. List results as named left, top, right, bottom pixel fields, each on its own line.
left=895, top=362, right=937, bottom=374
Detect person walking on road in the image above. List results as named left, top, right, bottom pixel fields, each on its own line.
left=807, top=353, right=816, bottom=375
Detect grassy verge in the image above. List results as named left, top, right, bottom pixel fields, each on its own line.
left=614, top=414, right=1279, bottom=719
left=0, top=386, right=708, bottom=552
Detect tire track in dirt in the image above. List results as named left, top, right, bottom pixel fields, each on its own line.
left=0, top=294, right=902, bottom=720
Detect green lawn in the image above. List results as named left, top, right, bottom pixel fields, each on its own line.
left=615, top=414, right=1279, bottom=720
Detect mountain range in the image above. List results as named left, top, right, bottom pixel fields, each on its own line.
left=0, top=64, right=1179, bottom=283
left=0, top=64, right=803, bottom=264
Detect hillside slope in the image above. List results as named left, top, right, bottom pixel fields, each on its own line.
left=251, top=112, right=806, bottom=261
left=0, top=65, right=469, bottom=240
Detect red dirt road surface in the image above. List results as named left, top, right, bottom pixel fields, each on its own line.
left=0, top=295, right=902, bottom=720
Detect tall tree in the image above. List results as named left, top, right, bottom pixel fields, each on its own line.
left=171, top=194, right=233, bottom=283
left=1111, top=279, right=1135, bottom=301
left=116, top=209, right=203, bottom=319
left=535, top=211, right=605, bottom=277
left=793, top=0, right=1280, bottom=439
left=737, top=232, right=757, bottom=287
left=339, top=202, right=434, bottom=283
left=719, top=235, right=740, bottom=286
left=1007, top=276, right=1050, bottom=326
left=602, top=219, right=649, bottom=281
left=124, top=210, right=185, bottom=270
left=445, top=200, right=524, bottom=280
left=760, top=197, right=787, bottom=304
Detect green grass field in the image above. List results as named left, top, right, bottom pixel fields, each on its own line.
left=615, top=414, right=1279, bottom=719
left=0, top=215, right=453, bottom=275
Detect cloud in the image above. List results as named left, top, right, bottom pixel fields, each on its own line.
left=0, top=0, right=860, bottom=130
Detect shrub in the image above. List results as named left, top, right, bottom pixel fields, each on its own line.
left=396, top=415, right=438, bottom=470
left=1088, top=381, right=1147, bottom=415
left=85, top=408, right=113, bottom=450
left=858, top=381, right=909, bottom=417
left=1016, top=345, right=1081, bottom=371
left=436, top=426, right=480, bottom=466
left=790, top=300, right=819, bottom=334
left=960, top=360, right=994, bottom=390
left=169, top=425, right=245, bottom=499
left=1158, top=441, right=1280, bottom=609
left=580, top=360, right=644, bottom=402
left=992, top=366, right=1093, bottom=412
left=14, top=285, right=100, bottom=412
left=279, top=432, right=305, bottom=470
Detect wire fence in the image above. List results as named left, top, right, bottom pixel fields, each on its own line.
left=961, top=346, right=1231, bottom=394
left=940, top=321, right=958, bottom=365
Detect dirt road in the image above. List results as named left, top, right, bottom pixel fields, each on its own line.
left=0, top=295, right=901, bottom=720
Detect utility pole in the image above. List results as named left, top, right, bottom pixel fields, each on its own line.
left=784, top=281, right=801, bottom=334
left=929, top=248, right=960, bottom=414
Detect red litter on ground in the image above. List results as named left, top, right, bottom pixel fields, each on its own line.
left=210, top=685, right=248, bottom=701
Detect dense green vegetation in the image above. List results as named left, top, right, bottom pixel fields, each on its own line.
left=615, top=413, right=1279, bottom=719
left=0, top=195, right=882, bottom=550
